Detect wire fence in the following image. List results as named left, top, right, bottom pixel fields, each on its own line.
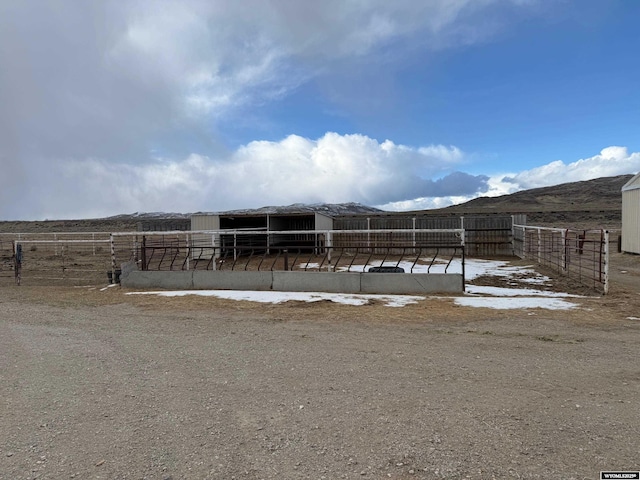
left=0, top=230, right=465, bottom=286
left=0, top=233, right=112, bottom=286
left=513, top=225, right=609, bottom=294
left=0, top=227, right=611, bottom=293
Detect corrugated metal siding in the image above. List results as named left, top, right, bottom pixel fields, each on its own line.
left=333, top=215, right=518, bottom=256
left=463, top=216, right=514, bottom=257
left=190, top=215, right=221, bottom=257
left=191, top=214, right=220, bottom=231
left=186, top=213, right=521, bottom=256
left=622, top=188, right=640, bottom=254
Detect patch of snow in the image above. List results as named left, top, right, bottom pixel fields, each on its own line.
left=521, top=276, right=551, bottom=285
left=455, top=297, right=578, bottom=310
left=627, top=316, right=640, bottom=321
left=126, top=290, right=425, bottom=307
left=464, top=259, right=543, bottom=281
left=465, top=285, right=581, bottom=298
left=298, top=262, right=321, bottom=269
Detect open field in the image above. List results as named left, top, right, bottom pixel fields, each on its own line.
left=2, top=252, right=640, bottom=479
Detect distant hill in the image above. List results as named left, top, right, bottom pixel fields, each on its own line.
left=435, top=174, right=631, bottom=214
left=196, top=202, right=384, bottom=217
left=428, top=174, right=633, bottom=229
left=0, top=203, right=382, bottom=233
left=0, top=178, right=631, bottom=233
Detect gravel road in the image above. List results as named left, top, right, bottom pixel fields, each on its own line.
left=2, top=270, right=640, bottom=480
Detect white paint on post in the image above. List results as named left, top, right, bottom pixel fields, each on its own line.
left=412, top=217, right=416, bottom=252
left=537, top=228, right=542, bottom=265
left=212, top=233, right=220, bottom=270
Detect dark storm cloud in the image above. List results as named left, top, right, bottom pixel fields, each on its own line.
left=0, top=0, right=548, bottom=219
left=0, top=1, right=178, bottom=162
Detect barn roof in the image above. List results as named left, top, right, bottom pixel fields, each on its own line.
left=622, top=172, right=640, bottom=192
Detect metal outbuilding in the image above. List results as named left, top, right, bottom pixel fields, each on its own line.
left=621, top=172, right=640, bottom=254
left=190, top=208, right=335, bottom=257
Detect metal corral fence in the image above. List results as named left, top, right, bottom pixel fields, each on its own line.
left=112, top=228, right=465, bottom=275
left=0, top=232, right=112, bottom=285
left=113, top=229, right=464, bottom=275
left=513, top=225, right=609, bottom=294
left=334, top=214, right=524, bottom=256
left=2, top=228, right=465, bottom=286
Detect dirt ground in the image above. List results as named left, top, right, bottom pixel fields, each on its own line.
left=1, top=252, right=640, bottom=480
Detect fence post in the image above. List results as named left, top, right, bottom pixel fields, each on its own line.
left=510, top=216, right=515, bottom=255
left=212, top=233, right=220, bottom=271
left=110, top=234, right=116, bottom=281
left=412, top=217, right=416, bottom=253
left=141, top=236, right=147, bottom=271
left=462, top=246, right=466, bottom=293
left=185, top=233, right=190, bottom=271
left=603, top=230, right=609, bottom=295
left=326, top=231, right=333, bottom=270
left=537, top=228, right=542, bottom=265
left=562, top=229, right=567, bottom=273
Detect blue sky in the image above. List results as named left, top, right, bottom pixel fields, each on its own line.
left=1, top=0, right=639, bottom=220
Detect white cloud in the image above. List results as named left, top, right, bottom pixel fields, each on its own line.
left=488, top=146, right=640, bottom=194
left=17, top=137, right=640, bottom=220
left=378, top=146, right=640, bottom=212
left=378, top=195, right=475, bottom=211
left=28, top=133, right=478, bottom=219
left=0, top=0, right=591, bottom=220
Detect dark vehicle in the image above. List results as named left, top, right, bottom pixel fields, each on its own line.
left=367, top=266, right=405, bottom=273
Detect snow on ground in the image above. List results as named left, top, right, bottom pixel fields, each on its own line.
left=125, top=259, right=582, bottom=310
left=455, top=296, right=578, bottom=310
left=465, top=285, right=579, bottom=298
left=126, top=290, right=424, bottom=307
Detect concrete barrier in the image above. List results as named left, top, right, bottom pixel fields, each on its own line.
left=273, top=271, right=361, bottom=293
left=361, top=273, right=462, bottom=294
left=192, top=270, right=272, bottom=290
left=123, top=270, right=194, bottom=290
left=122, top=270, right=464, bottom=294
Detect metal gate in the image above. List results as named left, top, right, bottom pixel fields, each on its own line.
left=513, top=225, right=609, bottom=294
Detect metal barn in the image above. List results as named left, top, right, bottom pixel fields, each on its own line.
left=622, top=172, right=640, bottom=254
left=190, top=209, right=334, bottom=256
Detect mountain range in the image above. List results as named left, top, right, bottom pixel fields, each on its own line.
left=0, top=174, right=633, bottom=232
